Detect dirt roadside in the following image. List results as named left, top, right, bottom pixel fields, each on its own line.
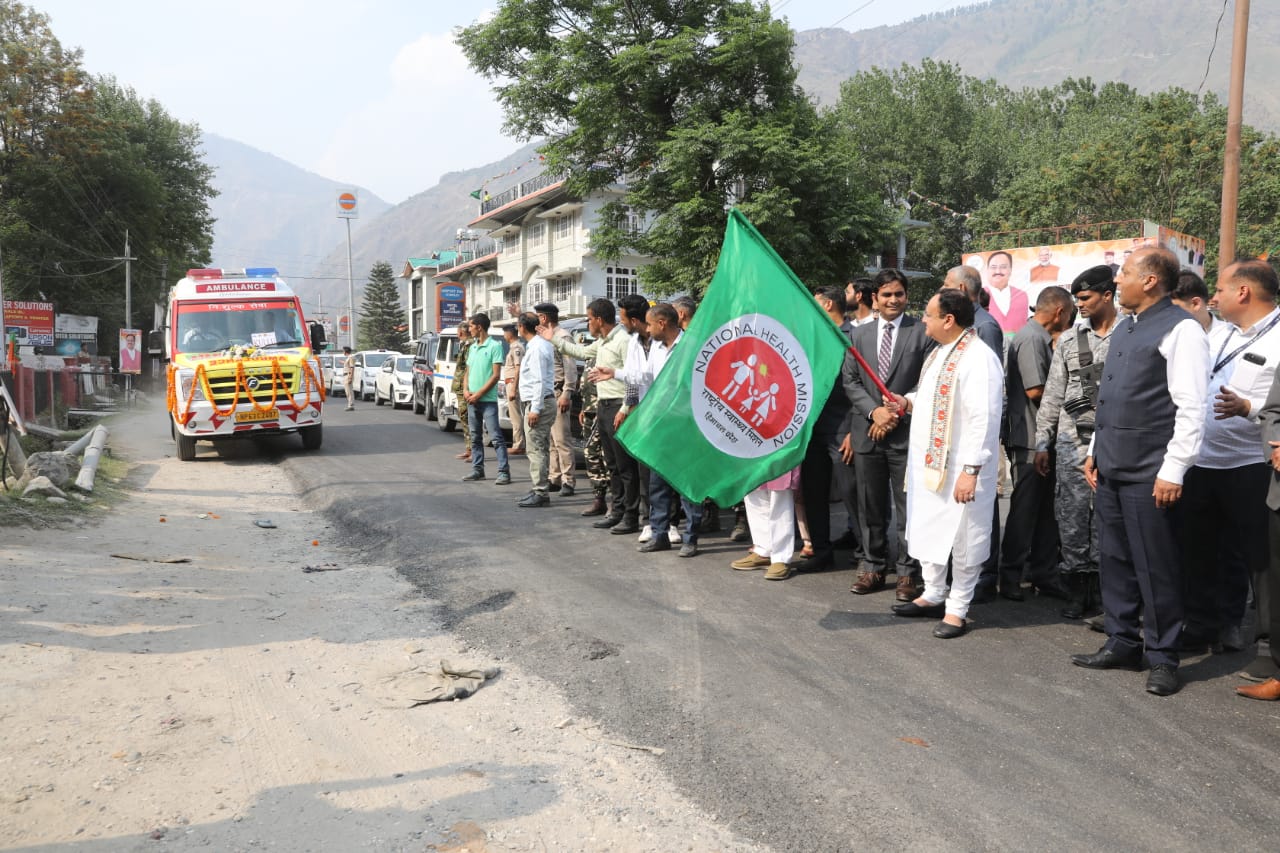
left=0, top=406, right=762, bottom=853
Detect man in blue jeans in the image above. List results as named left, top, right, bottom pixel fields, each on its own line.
left=460, top=312, right=512, bottom=486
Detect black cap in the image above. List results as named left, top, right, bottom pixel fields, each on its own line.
left=1070, top=265, right=1114, bottom=295
left=532, top=302, right=559, bottom=320
left=342, top=346, right=352, bottom=353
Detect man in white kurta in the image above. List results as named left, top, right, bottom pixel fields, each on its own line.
left=888, top=291, right=1003, bottom=637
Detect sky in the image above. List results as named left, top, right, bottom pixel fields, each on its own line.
left=30, top=1, right=972, bottom=204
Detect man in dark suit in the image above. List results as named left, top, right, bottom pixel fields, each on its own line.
left=943, top=265, right=1005, bottom=602
left=1073, top=246, right=1208, bottom=697
left=843, top=269, right=933, bottom=599
left=794, top=285, right=863, bottom=573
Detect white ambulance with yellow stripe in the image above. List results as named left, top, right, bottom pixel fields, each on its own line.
left=163, top=268, right=326, bottom=460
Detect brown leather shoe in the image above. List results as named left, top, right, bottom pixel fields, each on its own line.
left=1236, top=677, right=1280, bottom=700
left=456, top=451, right=471, bottom=460
left=895, top=575, right=918, bottom=602
left=850, top=570, right=885, bottom=595
left=580, top=495, right=608, bottom=517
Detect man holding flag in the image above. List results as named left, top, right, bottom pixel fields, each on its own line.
left=885, top=289, right=1004, bottom=639
left=616, top=210, right=850, bottom=517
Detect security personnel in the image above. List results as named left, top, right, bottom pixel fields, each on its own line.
left=1034, top=266, right=1117, bottom=620
left=577, top=347, right=611, bottom=516
left=453, top=324, right=473, bottom=457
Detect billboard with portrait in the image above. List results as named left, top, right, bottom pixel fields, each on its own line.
left=118, top=328, right=142, bottom=374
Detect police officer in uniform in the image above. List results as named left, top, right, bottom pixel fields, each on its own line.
left=453, top=324, right=473, bottom=457
left=1034, top=265, right=1117, bottom=620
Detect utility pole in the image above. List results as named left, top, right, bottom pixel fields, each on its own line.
left=115, top=230, right=137, bottom=329
left=1219, top=0, right=1251, bottom=263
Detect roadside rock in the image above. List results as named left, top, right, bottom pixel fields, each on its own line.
left=22, top=451, right=78, bottom=488
left=22, top=476, right=68, bottom=500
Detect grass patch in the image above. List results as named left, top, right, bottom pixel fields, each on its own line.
left=0, top=451, right=132, bottom=530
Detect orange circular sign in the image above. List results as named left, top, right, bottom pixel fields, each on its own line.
left=339, top=315, right=350, bottom=332
left=338, top=192, right=357, bottom=211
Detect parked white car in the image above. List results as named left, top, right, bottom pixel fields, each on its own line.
left=374, top=354, right=414, bottom=408
left=351, top=349, right=393, bottom=401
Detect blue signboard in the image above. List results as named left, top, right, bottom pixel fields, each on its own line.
left=437, top=283, right=466, bottom=331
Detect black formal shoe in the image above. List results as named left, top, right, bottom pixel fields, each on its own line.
left=1070, top=647, right=1142, bottom=670
left=1033, top=581, right=1070, bottom=601
left=1218, top=624, right=1246, bottom=654
left=999, top=586, right=1026, bottom=602
left=517, top=492, right=550, bottom=508
left=592, top=515, right=623, bottom=529
left=461, top=471, right=485, bottom=482
left=970, top=587, right=997, bottom=605
left=1084, top=613, right=1107, bottom=633
left=638, top=538, right=671, bottom=553
left=892, top=600, right=946, bottom=618
left=791, top=552, right=834, bottom=573
left=610, top=523, right=641, bottom=535
left=559, top=485, right=576, bottom=497
left=933, top=620, right=968, bottom=639
left=1146, top=664, right=1180, bottom=696
left=547, top=481, right=562, bottom=493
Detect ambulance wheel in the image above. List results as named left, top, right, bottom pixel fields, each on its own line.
left=176, top=432, right=196, bottom=461
left=301, top=425, right=323, bottom=450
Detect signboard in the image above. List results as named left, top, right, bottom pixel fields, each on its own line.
left=3, top=300, right=55, bottom=347
left=965, top=227, right=1206, bottom=335
left=437, top=283, right=466, bottom=331
left=337, top=189, right=359, bottom=220
left=119, top=328, right=142, bottom=374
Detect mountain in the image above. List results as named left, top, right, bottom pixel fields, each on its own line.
left=792, top=0, right=1280, bottom=128
left=205, top=0, right=1277, bottom=315
left=202, top=132, right=392, bottom=283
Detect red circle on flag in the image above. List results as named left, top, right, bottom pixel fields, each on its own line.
left=705, top=337, right=796, bottom=441
left=338, top=193, right=357, bottom=211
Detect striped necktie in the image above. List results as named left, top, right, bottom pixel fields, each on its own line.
left=878, top=321, right=894, bottom=380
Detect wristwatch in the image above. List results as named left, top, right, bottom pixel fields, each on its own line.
left=962, top=464, right=982, bottom=476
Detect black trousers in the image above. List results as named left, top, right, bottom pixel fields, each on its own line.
left=1179, top=463, right=1268, bottom=634
left=1266, top=512, right=1280, bottom=666
left=800, top=431, right=862, bottom=562
left=1095, top=474, right=1184, bottom=667
left=854, top=445, right=916, bottom=577
left=999, top=448, right=1061, bottom=588
left=597, top=399, right=639, bottom=524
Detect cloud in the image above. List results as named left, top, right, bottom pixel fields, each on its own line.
left=313, top=30, right=520, bottom=203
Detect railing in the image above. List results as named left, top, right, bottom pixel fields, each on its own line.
left=2, top=364, right=141, bottom=430
left=480, top=172, right=565, bottom=215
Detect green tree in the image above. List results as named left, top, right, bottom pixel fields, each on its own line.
left=357, top=261, right=408, bottom=351
left=458, top=0, right=890, bottom=295
left=0, top=2, right=214, bottom=335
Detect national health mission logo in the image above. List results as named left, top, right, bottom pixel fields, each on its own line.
left=691, top=314, right=814, bottom=458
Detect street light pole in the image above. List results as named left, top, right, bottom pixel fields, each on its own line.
left=346, top=217, right=355, bottom=350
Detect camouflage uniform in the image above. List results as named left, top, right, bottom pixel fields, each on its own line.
left=1035, top=324, right=1113, bottom=575
left=579, top=356, right=610, bottom=497
left=453, top=338, right=472, bottom=448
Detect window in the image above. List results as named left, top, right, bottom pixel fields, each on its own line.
left=551, top=280, right=574, bottom=302
left=502, top=232, right=519, bottom=253
left=555, top=213, right=573, bottom=240
left=527, top=223, right=546, bottom=248
left=527, top=279, right=546, bottom=305
left=622, top=207, right=643, bottom=237
left=606, top=266, right=637, bottom=301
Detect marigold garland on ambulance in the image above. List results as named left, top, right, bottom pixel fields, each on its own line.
left=163, top=267, right=326, bottom=460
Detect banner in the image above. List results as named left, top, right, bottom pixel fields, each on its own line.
left=3, top=300, right=55, bottom=347
left=616, top=209, right=849, bottom=506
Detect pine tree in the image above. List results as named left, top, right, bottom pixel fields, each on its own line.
left=356, top=261, right=409, bottom=351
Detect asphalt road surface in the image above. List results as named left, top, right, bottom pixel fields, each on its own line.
left=267, top=404, right=1279, bottom=851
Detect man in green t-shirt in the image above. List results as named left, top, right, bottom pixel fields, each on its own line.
left=460, top=313, right=511, bottom=485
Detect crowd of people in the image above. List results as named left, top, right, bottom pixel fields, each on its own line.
left=440, top=245, right=1280, bottom=701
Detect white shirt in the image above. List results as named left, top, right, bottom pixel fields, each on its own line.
left=1197, top=307, right=1280, bottom=469
left=990, top=286, right=1012, bottom=316
left=1156, top=316, right=1210, bottom=484
left=517, top=335, right=556, bottom=413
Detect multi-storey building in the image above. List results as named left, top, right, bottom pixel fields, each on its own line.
left=435, top=171, right=651, bottom=322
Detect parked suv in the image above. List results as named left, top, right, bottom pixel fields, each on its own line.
left=411, top=332, right=437, bottom=415
left=430, top=326, right=511, bottom=436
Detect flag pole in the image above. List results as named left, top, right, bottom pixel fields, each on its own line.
left=846, top=345, right=893, bottom=401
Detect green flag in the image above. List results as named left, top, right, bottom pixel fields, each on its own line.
left=469, top=188, right=483, bottom=200
left=616, top=209, right=851, bottom=506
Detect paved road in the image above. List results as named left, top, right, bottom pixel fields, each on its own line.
left=268, top=405, right=1278, bottom=852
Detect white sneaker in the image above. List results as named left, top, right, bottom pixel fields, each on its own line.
left=668, top=526, right=682, bottom=545
left=637, top=524, right=653, bottom=543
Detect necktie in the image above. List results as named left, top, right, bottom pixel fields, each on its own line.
left=878, top=322, right=894, bottom=380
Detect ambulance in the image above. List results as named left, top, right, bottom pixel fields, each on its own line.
left=161, top=267, right=326, bottom=460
